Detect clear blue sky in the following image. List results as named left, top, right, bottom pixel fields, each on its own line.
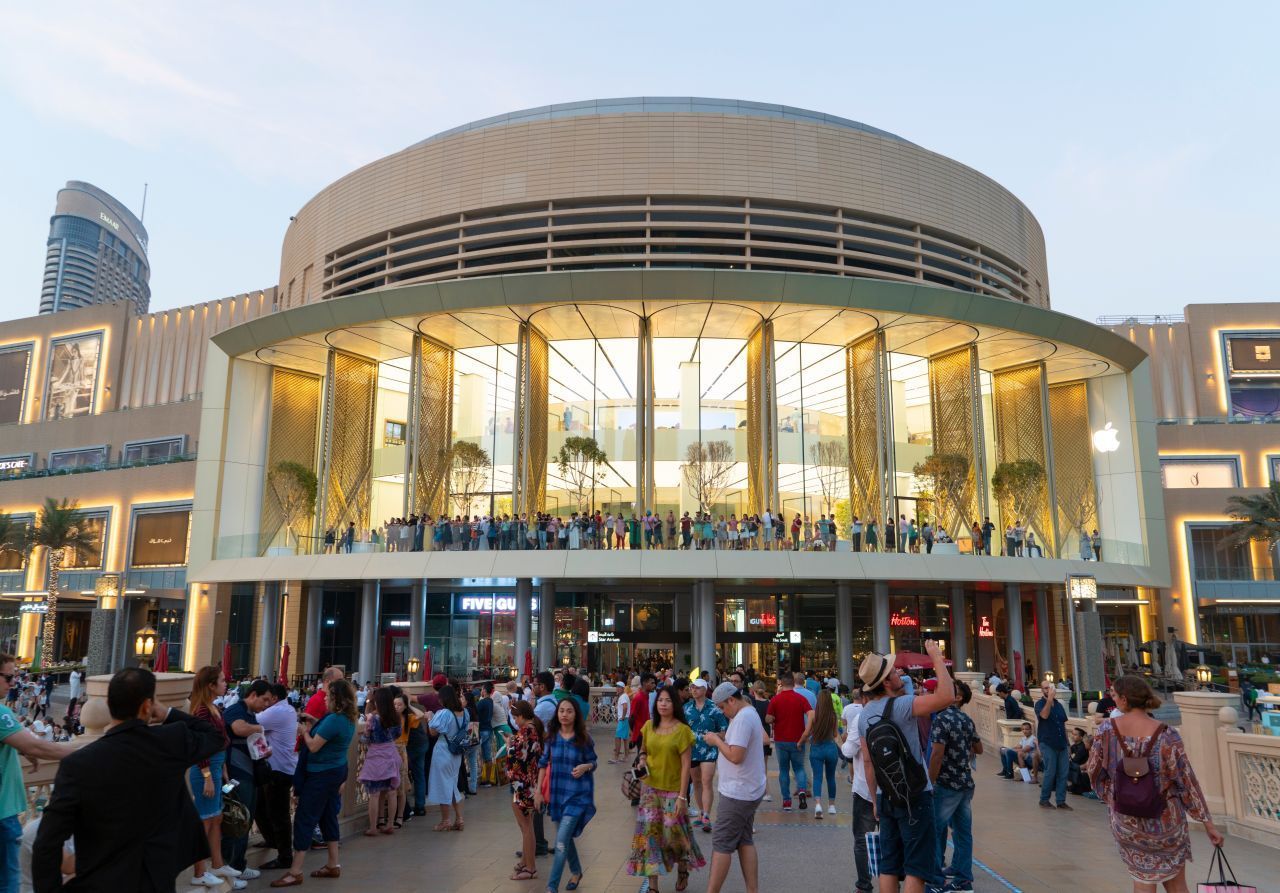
left=1, top=3, right=1276, bottom=323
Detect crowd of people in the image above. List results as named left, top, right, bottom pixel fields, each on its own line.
left=326, top=508, right=1105, bottom=559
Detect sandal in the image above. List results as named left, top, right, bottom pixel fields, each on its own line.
left=451, top=819, right=465, bottom=831
left=310, top=864, right=341, bottom=878
left=362, top=829, right=380, bottom=837
left=510, top=867, right=537, bottom=880
left=270, top=873, right=304, bottom=888
left=433, top=821, right=453, bottom=832
left=676, top=868, right=689, bottom=891
left=393, top=818, right=403, bottom=829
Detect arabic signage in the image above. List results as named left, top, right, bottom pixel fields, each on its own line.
left=586, top=630, right=620, bottom=644
left=0, top=346, right=30, bottom=425
left=131, top=510, right=190, bottom=567
left=772, top=631, right=802, bottom=645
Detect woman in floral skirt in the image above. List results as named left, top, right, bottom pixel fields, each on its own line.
left=627, top=685, right=705, bottom=892
left=358, top=688, right=402, bottom=836
left=506, top=700, right=545, bottom=882
left=1086, top=675, right=1224, bottom=892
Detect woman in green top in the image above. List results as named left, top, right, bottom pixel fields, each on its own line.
left=626, top=685, right=705, bottom=892
left=269, top=679, right=357, bottom=888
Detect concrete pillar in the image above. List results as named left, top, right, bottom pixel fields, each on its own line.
left=257, top=582, right=280, bottom=678
left=697, top=581, right=716, bottom=681
left=86, top=608, right=116, bottom=677
left=538, top=580, right=556, bottom=670
left=689, top=584, right=702, bottom=674
left=673, top=591, right=691, bottom=673
left=305, top=585, right=322, bottom=673
left=950, top=584, right=968, bottom=673
left=836, top=582, right=854, bottom=689
left=515, top=578, right=532, bottom=678
left=1034, top=586, right=1051, bottom=681
left=409, top=580, right=426, bottom=680
left=1171, top=691, right=1238, bottom=821
left=873, top=581, right=890, bottom=653
left=358, top=580, right=381, bottom=685
left=1005, top=584, right=1025, bottom=689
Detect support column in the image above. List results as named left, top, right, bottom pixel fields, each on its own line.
left=635, top=316, right=655, bottom=528
left=257, top=581, right=281, bottom=678
left=1005, top=583, right=1025, bottom=689
left=409, top=580, right=426, bottom=679
left=673, top=591, right=691, bottom=672
left=1034, top=585, right=1051, bottom=681
left=537, top=580, right=556, bottom=670
left=697, top=581, right=715, bottom=680
left=836, top=582, right=854, bottom=690
left=358, top=580, right=381, bottom=685
left=514, top=322, right=549, bottom=517
left=950, top=583, right=969, bottom=673
left=515, top=578, right=532, bottom=678
left=873, top=581, right=890, bottom=654
left=747, top=320, right=778, bottom=515
left=305, top=585, right=323, bottom=673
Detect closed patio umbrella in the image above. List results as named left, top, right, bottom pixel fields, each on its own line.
left=1164, top=635, right=1183, bottom=681
left=422, top=646, right=431, bottom=682
left=1127, top=635, right=1141, bottom=670
left=222, top=640, right=233, bottom=682
left=279, top=642, right=290, bottom=685
left=523, top=648, right=533, bottom=679
left=153, top=639, right=169, bottom=673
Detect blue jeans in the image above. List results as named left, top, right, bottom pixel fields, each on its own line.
left=1040, top=745, right=1068, bottom=805
left=480, top=729, right=493, bottom=763
left=775, top=742, right=808, bottom=802
left=547, top=811, right=582, bottom=892
left=933, top=786, right=973, bottom=883
left=0, top=814, right=21, bottom=893
left=408, top=745, right=429, bottom=809
left=807, top=740, right=838, bottom=799
left=291, top=766, right=345, bottom=854
left=466, top=743, right=479, bottom=794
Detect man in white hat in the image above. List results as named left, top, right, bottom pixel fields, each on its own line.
left=857, top=639, right=953, bottom=893
left=703, top=682, right=764, bottom=893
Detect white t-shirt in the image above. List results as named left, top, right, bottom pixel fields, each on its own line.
left=1019, top=734, right=1038, bottom=753
left=20, top=816, right=74, bottom=892
left=491, top=692, right=510, bottom=726
left=840, top=703, right=870, bottom=801
left=717, top=703, right=766, bottom=802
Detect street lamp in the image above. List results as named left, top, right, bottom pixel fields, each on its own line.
left=1195, top=664, right=1213, bottom=690
left=407, top=657, right=420, bottom=680
left=134, top=623, right=157, bottom=668
left=1044, top=671, right=1055, bottom=684
left=94, top=573, right=120, bottom=610
left=1064, top=574, right=1098, bottom=717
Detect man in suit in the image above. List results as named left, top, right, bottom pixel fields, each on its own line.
left=33, top=667, right=225, bottom=892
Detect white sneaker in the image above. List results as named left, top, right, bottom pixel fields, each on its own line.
left=762, top=793, right=773, bottom=802
left=239, top=869, right=261, bottom=880
left=191, top=873, right=223, bottom=888
left=213, top=865, right=242, bottom=878
left=814, top=802, right=824, bottom=818
left=689, top=805, right=701, bottom=819
left=827, top=802, right=837, bottom=815
left=232, top=881, right=248, bottom=892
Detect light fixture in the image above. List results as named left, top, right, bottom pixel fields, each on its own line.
left=1044, top=672, right=1055, bottom=684
left=965, top=657, right=974, bottom=670
left=407, top=657, right=420, bottom=679
left=1194, top=664, right=1213, bottom=688
left=134, top=623, right=157, bottom=667
left=94, top=573, right=121, bottom=610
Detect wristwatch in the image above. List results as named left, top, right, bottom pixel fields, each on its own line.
left=200, top=769, right=212, bottom=778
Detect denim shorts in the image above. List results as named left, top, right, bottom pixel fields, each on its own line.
left=876, top=789, right=939, bottom=883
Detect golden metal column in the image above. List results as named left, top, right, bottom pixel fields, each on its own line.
left=259, top=368, right=322, bottom=554
left=406, top=334, right=454, bottom=517
left=846, top=331, right=892, bottom=527
left=635, top=316, right=656, bottom=522
left=746, top=320, right=778, bottom=514
left=318, top=350, right=377, bottom=541
left=991, top=361, right=1054, bottom=555
left=928, top=345, right=985, bottom=535
left=514, top=321, right=548, bottom=517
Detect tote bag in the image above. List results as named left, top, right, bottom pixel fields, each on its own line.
left=1197, top=845, right=1256, bottom=893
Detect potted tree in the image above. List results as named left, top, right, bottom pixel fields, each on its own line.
left=680, top=440, right=734, bottom=515
left=991, top=459, right=1048, bottom=555
left=557, top=435, right=608, bottom=514
left=912, top=453, right=970, bottom=553
left=448, top=440, right=491, bottom=518
left=267, top=460, right=318, bottom=555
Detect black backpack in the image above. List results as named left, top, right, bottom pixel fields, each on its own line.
left=865, top=696, right=928, bottom=807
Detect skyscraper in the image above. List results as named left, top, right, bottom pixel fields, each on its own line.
left=39, top=181, right=150, bottom=314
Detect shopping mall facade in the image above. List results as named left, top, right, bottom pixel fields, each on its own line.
left=1, top=99, right=1174, bottom=687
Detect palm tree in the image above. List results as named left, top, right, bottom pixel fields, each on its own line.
left=30, top=498, right=98, bottom=668
left=1224, top=481, right=1280, bottom=568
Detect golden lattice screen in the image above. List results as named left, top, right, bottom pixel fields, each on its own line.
left=1048, top=380, right=1097, bottom=556
left=846, top=333, right=882, bottom=524
left=928, top=346, right=980, bottom=535
left=410, top=335, right=454, bottom=516
left=746, top=325, right=765, bottom=514
left=259, top=368, right=321, bottom=554
left=321, top=351, right=377, bottom=539
left=992, top=363, right=1053, bottom=555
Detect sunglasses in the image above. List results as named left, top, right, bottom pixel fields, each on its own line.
left=0, top=674, right=14, bottom=684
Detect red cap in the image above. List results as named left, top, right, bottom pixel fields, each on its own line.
left=924, top=678, right=938, bottom=692
left=431, top=674, right=448, bottom=689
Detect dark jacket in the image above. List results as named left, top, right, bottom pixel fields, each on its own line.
left=33, top=708, right=225, bottom=892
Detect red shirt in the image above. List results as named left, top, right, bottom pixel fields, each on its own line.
left=767, top=689, right=811, bottom=743
left=304, top=690, right=328, bottom=720
left=629, top=689, right=651, bottom=744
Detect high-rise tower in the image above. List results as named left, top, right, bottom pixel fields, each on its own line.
left=39, top=181, right=150, bottom=314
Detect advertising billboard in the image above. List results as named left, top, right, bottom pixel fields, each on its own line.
left=1227, top=334, right=1280, bottom=377
left=0, top=346, right=30, bottom=425
left=131, top=510, right=191, bottom=567
left=65, top=514, right=106, bottom=569
left=44, top=332, right=102, bottom=420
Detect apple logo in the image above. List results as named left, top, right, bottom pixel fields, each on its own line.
left=1092, top=422, right=1121, bottom=453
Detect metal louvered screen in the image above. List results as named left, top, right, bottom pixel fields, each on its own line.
left=992, top=363, right=1053, bottom=555
left=846, top=333, right=882, bottom=525
left=515, top=323, right=548, bottom=515
left=1048, top=380, right=1097, bottom=556
left=320, top=351, right=377, bottom=539
left=409, top=335, right=454, bottom=516
left=746, top=325, right=763, bottom=513
left=259, top=368, right=321, bottom=555
left=928, top=346, right=982, bottom=537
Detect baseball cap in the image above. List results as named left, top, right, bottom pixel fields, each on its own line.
left=711, top=681, right=740, bottom=705
left=858, top=652, right=896, bottom=692
left=431, top=673, right=448, bottom=689
left=691, top=677, right=709, bottom=689
left=923, top=678, right=938, bottom=692
left=825, top=677, right=840, bottom=690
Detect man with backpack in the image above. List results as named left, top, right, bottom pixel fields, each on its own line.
left=857, top=640, right=954, bottom=893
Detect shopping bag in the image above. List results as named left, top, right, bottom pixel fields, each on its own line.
left=1019, top=767, right=1032, bottom=783
left=1197, top=844, right=1256, bottom=893
left=865, top=830, right=880, bottom=877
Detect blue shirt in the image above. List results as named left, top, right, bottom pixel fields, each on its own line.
left=534, top=694, right=558, bottom=726
left=538, top=732, right=597, bottom=835
left=683, top=699, right=728, bottom=763
left=308, top=713, right=355, bottom=771
left=1034, top=698, right=1068, bottom=750
left=796, top=686, right=817, bottom=709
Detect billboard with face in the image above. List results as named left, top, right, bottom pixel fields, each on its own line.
left=45, top=333, right=102, bottom=420
left=0, top=346, right=30, bottom=425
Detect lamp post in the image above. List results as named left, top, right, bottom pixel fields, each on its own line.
left=134, top=623, right=157, bottom=669
left=1194, top=664, right=1213, bottom=691
left=407, top=657, right=420, bottom=682
left=1065, top=574, right=1097, bottom=717
left=1044, top=671, right=1055, bottom=685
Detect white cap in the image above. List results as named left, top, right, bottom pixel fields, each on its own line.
left=691, top=677, right=709, bottom=689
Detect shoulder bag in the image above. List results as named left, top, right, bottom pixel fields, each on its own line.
left=620, top=750, right=645, bottom=802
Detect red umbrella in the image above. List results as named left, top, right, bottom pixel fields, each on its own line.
left=279, top=642, right=291, bottom=686
left=153, top=639, right=169, bottom=673
left=422, top=647, right=432, bottom=682
left=523, top=648, right=533, bottom=678
left=222, top=640, right=233, bottom=682
left=893, top=651, right=953, bottom=670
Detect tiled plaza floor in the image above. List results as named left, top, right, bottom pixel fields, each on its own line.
left=224, top=747, right=1274, bottom=893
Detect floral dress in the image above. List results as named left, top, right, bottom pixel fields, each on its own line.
left=506, top=722, right=543, bottom=815
left=358, top=713, right=402, bottom=793
left=627, top=721, right=706, bottom=879
left=1085, top=719, right=1211, bottom=884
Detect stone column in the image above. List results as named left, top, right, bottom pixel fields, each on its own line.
left=873, top=581, right=890, bottom=653
left=257, top=582, right=281, bottom=678
left=86, top=608, right=117, bottom=677
left=1171, top=691, right=1238, bottom=820
left=1034, top=586, right=1051, bottom=681
left=538, top=580, right=556, bottom=670
left=673, top=590, right=691, bottom=673
left=305, top=585, right=323, bottom=673
left=836, top=582, right=854, bottom=689
left=358, top=580, right=381, bottom=685
left=1005, top=584, right=1025, bottom=687
left=515, top=578, right=532, bottom=678
left=409, top=580, right=426, bottom=680
left=950, top=584, right=968, bottom=673
left=697, top=581, right=716, bottom=681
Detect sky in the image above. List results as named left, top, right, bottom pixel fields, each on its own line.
left=1, top=3, right=1277, bottom=324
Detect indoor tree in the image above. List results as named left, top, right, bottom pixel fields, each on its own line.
left=448, top=440, right=491, bottom=518
left=1223, top=480, right=1280, bottom=566
left=556, top=435, right=608, bottom=514
left=267, top=459, right=318, bottom=553
left=681, top=440, right=735, bottom=515
left=992, top=458, right=1047, bottom=546
left=31, top=498, right=98, bottom=668
left=809, top=440, right=849, bottom=517
left=911, top=453, right=970, bottom=537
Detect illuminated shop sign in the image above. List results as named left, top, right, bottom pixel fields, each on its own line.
left=1226, top=334, right=1280, bottom=377
left=586, top=630, right=620, bottom=643
left=454, top=595, right=539, bottom=614
left=890, top=610, right=919, bottom=628
left=977, top=616, right=994, bottom=638
left=19, top=601, right=47, bottom=614
left=772, top=631, right=802, bottom=644
left=0, top=457, right=30, bottom=472
left=747, top=612, right=777, bottom=627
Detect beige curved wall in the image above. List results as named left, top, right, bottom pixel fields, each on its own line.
left=279, top=109, right=1050, bottom=309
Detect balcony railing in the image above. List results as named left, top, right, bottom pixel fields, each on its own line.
left=0, top=451, right=196, bottom=483
left=1195, top=565, right=1280, bottom=582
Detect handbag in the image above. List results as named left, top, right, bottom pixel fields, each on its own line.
left=1198, top=845, right=1256, bottom=893
left=1114, top=723, right=1166, bottom=819
left=221, top=789, right=252, bottom=839
left=539, top=760, right=551, bottom=810
left=620, top=752, right=644, bottom=802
